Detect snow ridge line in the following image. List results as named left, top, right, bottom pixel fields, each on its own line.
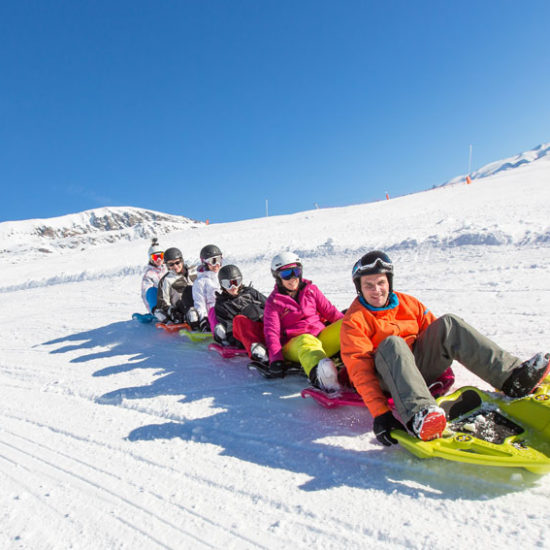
left=214, top=229, right=550, bottom=266
left=2, top=229, right=548, bottom=295
left=0, top=264, right=144, bottom=293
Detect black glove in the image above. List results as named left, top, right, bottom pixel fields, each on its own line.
left=373, top=411, right=405, bottom=446
left=168, top=306, right=184, bottom=323
left=269, top=360, right=286, bottom=377
left=199, top=318, right=210, bottom=332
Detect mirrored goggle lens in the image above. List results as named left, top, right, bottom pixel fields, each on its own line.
left=167, top=259, right=183, bottom=267
left=151, top=252, right=164, bottom=262
left=352, top=257, right=393, bottom=277
left=205, top=255, right=222, bottom=266
left=220, top=277, right=242, bottom=290
left=278, top=267, right=302, bottom=280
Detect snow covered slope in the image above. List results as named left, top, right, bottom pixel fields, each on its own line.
left=1, top=156, right=550, bottom=549
left=444, top=141, right=550, bottom=185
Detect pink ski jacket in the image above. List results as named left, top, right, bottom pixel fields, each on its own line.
left=263, top=279, right=344, bottom=362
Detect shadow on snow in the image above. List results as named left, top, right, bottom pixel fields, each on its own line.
left=42, top=319, right=540, bottom=497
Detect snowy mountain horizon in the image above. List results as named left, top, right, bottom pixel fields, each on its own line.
left=442, top=141, right=550, bottom=185
left=1, top=141, right=548, bottom=258
left=0, top=206, right=203, bottom=256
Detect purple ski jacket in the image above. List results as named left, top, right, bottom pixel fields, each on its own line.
left=263, top=279, right=344, bottom=362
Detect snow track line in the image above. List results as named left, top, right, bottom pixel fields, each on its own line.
left=0, top=424, right=299, bottom=549
left=0, top=461, right=87, bottom=548
left=0, top=415, right=376, bottom=548
left=0, top=434, right=231, bottom=549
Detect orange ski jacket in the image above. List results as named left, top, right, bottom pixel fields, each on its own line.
left=340, top=291, right=436, bottom=418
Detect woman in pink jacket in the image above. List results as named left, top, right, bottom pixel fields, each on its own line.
left=263, top=252, right=344, bottom=390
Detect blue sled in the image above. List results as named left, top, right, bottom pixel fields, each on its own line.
left=132, top=312, right=156, bottom=324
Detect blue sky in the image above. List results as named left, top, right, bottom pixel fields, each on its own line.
left=1, top=1, right=549, bottom=224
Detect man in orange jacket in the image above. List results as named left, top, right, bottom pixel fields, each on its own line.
left=340, top=250, right=550, bottom=445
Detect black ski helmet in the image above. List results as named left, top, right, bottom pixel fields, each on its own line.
left=164, top=247, right=183, bottom=263
left=218, top=264, right=243, bottom=289
left=352, top=250, right=394, bottom=294
left=200, top=244, right=222, bottom=261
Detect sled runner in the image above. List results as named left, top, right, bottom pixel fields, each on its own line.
left=247, top=360, right=305, bottom=379
left=392, top=381, right=550, bottom=474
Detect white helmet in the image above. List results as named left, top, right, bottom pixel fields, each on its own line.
left=148, top=237, right=163, bottom=259
left=271, top=251, right=302, bottom=277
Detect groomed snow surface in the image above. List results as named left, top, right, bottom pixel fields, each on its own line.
left=1, top=159, right=550, bottom=549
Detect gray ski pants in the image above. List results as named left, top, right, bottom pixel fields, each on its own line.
left=374, top=313, right=521, bottom=424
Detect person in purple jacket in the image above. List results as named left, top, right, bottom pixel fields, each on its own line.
left=263, top=251, right=344, bottom=390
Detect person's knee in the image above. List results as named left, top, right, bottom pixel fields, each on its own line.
left=437, top=313, right=471, bottom=338
left=439, top=313, right=464, bottom=327
left=378, top=335, right=407, bottom=353
left=233, top=314, right=246, bottom=328
left=294, top=333, right=320, bottom=348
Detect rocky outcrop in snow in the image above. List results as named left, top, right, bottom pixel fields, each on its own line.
left=0, top=207, right=203, bottom=255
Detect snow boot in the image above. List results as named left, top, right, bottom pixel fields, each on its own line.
left=250, top=342, right=269, bottom=366
left=502, top=352, right=550, bottom=398
left=409, top=405, right=447, bottom=441
left=310, top=358, right=340, bottom=392
left=185, top=308, right=200, bottom=331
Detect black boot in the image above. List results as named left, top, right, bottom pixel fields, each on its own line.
left=502, top=353, right=550, bottom=398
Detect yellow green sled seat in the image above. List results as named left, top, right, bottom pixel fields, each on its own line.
left=179, top=328, right=213, bottom=343
left=391, top=379, right=550, bottom=474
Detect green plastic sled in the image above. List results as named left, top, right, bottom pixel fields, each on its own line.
left=391, top=380, right=550, bottom=474
left=179, top=328, right=213, bottom=343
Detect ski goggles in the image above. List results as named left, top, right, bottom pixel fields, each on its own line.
left=204, top=255, right=222, bottom=266
left=352, top=255, right=393, bottom=278
left=150, top=252, right=164, bottom=262
left=166, top=259, right=183, bottom=268
left=220, top=276, right=242, bottom=290
left=278, top=266, right=302, bottom=280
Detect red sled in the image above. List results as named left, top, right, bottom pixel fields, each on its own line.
left=302, top=367, right=455, bottom=409
left=301, top=387, right=364, bottom=408
left=156, top=322, right=191, bottom=333
left=208, top=342, right=248, bottom=359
